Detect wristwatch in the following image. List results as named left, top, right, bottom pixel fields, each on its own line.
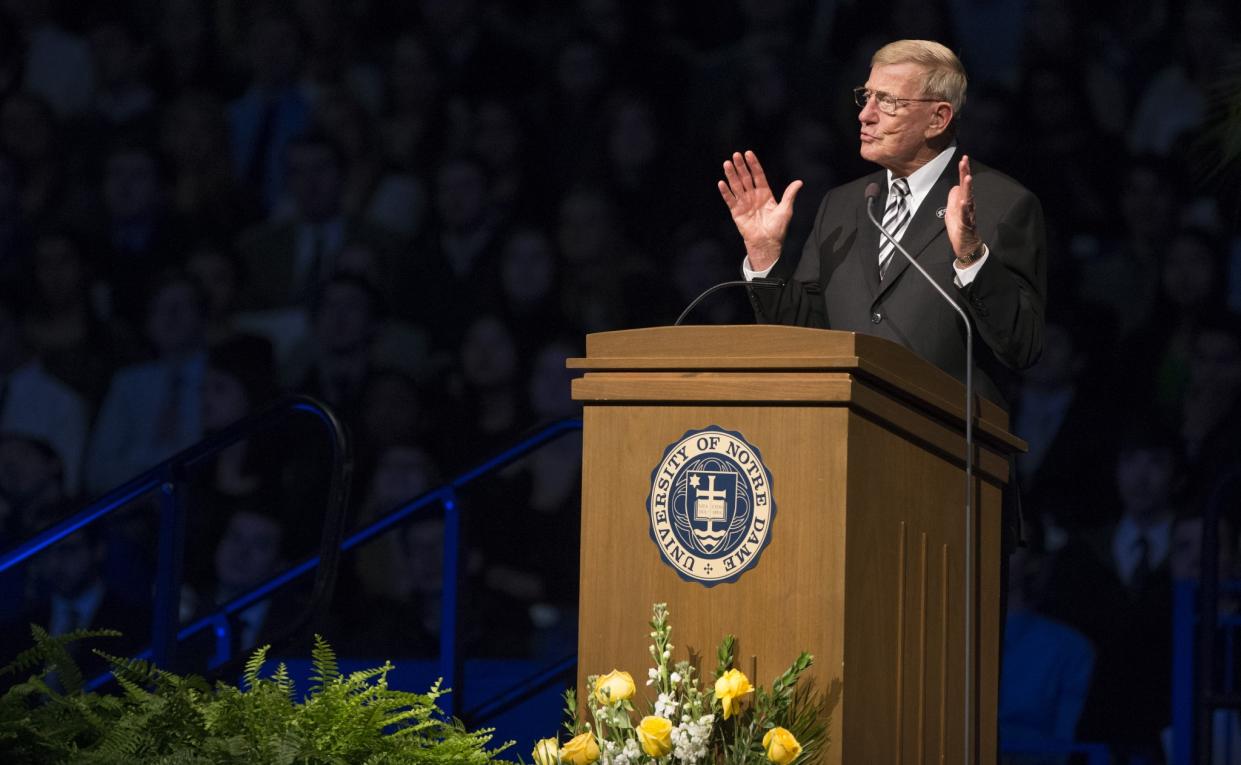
left=955, top=243, right=987, bottom=267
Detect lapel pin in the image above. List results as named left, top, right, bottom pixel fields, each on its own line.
left=936, top=207, right=947, bottom=218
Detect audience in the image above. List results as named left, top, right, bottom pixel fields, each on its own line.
left=0, top=295, right=89, bottom=494
left=999, top=546, right=1095, bottom=764
left=1040, top=428, right=1180, bottom=761
left=84, top=269, right=208, bottom=495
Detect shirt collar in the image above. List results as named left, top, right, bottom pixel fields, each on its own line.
left=886, top=144, right=957, bottom=211
left=1114, top=513, right=1173, bottom=563
left=51, top=580, right=105, bottom=627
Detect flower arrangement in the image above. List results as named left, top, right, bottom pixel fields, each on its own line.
left=532, top=603, right=828, bottom=765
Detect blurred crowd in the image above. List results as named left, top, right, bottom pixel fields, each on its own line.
left=0, top=0, right=1236, bottom=761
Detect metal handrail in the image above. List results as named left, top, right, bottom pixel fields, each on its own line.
left=1, top=408, right=582, bottom=721
left=0, top=395, right=353, bottom=670
left=67, top=416, right=581, bottom=717
left=1196, top=468, right=1241, bottom=763
left=165, top=415, right=581, bottom=714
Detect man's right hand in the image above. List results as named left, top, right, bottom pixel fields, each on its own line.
left=717, top=150, right=803, bottom=272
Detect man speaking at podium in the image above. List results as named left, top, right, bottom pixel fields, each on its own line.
left=719, top=39, right=1046, bottom=411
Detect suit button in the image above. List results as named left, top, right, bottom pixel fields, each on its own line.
left=871, top=311, right=882, bottom=324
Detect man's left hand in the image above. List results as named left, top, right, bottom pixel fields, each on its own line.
left=945, top=154, right=983, bottom=267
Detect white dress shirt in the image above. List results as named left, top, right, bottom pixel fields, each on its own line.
left=84, top=352, right=207, bottom=495
left=1111, top=514, right=1172, bottom=588
left=0, top=360, right=89, bottom=493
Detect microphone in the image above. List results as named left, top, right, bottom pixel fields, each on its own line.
left=865, top=182, right=976, bottom=759
left=674, top=278, right=785, bottom=326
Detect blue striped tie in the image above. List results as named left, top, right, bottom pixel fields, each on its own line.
left=878, top=177, right=911, bottom=280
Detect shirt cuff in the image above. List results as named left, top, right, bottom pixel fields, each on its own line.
left=742, top=255, right=777, bottom=280
left=953, top=244, right=989, bottom=287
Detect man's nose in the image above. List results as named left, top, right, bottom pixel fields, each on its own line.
left=858, top=97, right=878, bottom=123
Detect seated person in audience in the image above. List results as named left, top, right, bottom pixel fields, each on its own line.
left=343, top=443, right=441, bottom=657
left=290, top=274, right=384, bottom=425
left=0, top=437, right=66, bottom=624
left=0, top=527, right=149, bottom=680
left=0, top=294, right=89, bottom=495
left=182, top=505, right=300, bottom=665
left=23, top=226, right=142, bottom=412
left=1040, top=426, right=1181, bottom=762
left=1179, top=318, right=1241, bottom=509
left=237, top=132, right=396, bottom=311
left=1165, top=508, right=1241, bottom=765
left=1010, top=305, right=1120, bottom=532
left=84, top=270, right=209, bottom=495
left=184, top=334, right=280, bottom=584
left=0, top=433, right=67, bottom=538
left=999, top=546, right=1094, bottom=764
left=93, top=140, right=188, bottom=330
left=342, top=443, right=532, bottom=657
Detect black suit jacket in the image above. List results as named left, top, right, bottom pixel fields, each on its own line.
left=752, top=149, right=1047, bottom=407
left=1038, top=524, right=1172, bottom=753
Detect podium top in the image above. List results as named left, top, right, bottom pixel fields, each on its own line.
left=568, top=325, right=1023, bottom=454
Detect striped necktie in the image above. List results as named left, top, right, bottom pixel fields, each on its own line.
left=878, top=177, right=912, bottom=280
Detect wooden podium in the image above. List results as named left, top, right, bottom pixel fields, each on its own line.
left=568, top=326, right=1024, bottom=764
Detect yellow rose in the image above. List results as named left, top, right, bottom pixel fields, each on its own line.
left=532, top=737, right=559, bottom=765
left=637, top=715, right=674, bottom=758
left=560, top=731, right=600, bottom=765
left=713, top=668, right=754, bottom=720
left=763, top=727, right=803, bottom=764
left=593, top=669, right=636, bottom=705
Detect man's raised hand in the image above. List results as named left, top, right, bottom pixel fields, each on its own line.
left=717, top=150, right=803, bottom=272
left=945, top=154, right=983, bottom=265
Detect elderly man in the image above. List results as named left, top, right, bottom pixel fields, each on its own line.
left=719, top=39, right=1046, bottom=408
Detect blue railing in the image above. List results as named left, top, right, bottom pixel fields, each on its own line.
left=1172, top=577, right=1241, bottom=765
left=2, top=411, right=583, bottom=720
left=327, top=415, right=583, bottom=715
left=0, top=395, right=352, bottom=671
left=1190, top=469, right=1241, bottom=764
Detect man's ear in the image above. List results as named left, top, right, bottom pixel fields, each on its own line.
left=927, top=102, right=954, bottom=138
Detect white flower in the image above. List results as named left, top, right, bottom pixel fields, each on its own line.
left=654, top=691, right=679, bottom=719
left=671, top=714, right=716, bottom=764
left=670, top=671, right=681, bottom=684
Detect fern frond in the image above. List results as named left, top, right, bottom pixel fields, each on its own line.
left=308, top=634, right=339, bottom=695
left=0, top=625, right=119, bottom=681
left=242, top=645, right=271, bottom=690
left=270, top=661, right=297, bottom=701
left=101, top=652, right=185, bottom=694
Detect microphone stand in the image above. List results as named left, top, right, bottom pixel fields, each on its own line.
left=674, top=278, right=785, bottom=326
left=866, top=189, right=975, bottom=765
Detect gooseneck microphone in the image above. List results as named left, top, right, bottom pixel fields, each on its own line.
left=674, top=278, right=785, bottom=326
left=865, top=181, right=976, bottom=764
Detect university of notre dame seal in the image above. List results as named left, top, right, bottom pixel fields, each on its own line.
left=646, top=426, right=776, bottom=587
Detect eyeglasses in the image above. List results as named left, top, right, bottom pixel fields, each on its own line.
left=852, top=87, right=942, bottom=116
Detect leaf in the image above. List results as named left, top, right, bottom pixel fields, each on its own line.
left=714, top=633, right=736, bottom=681
left=309, top=634, right=339, bottom=695
left=242, top=644, right=271, bottom=690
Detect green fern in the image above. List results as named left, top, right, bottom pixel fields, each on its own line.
left=0, top=629, right=517, bottom=764
left=309, top=634, right=340, bottom=694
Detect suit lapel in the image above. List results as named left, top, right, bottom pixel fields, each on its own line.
left=874, top=157, right=957, bottom=300
left=856, top=171, right=886, bottom=299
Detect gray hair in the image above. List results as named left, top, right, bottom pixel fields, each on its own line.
left=871, top=40, right=967, bottom=114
